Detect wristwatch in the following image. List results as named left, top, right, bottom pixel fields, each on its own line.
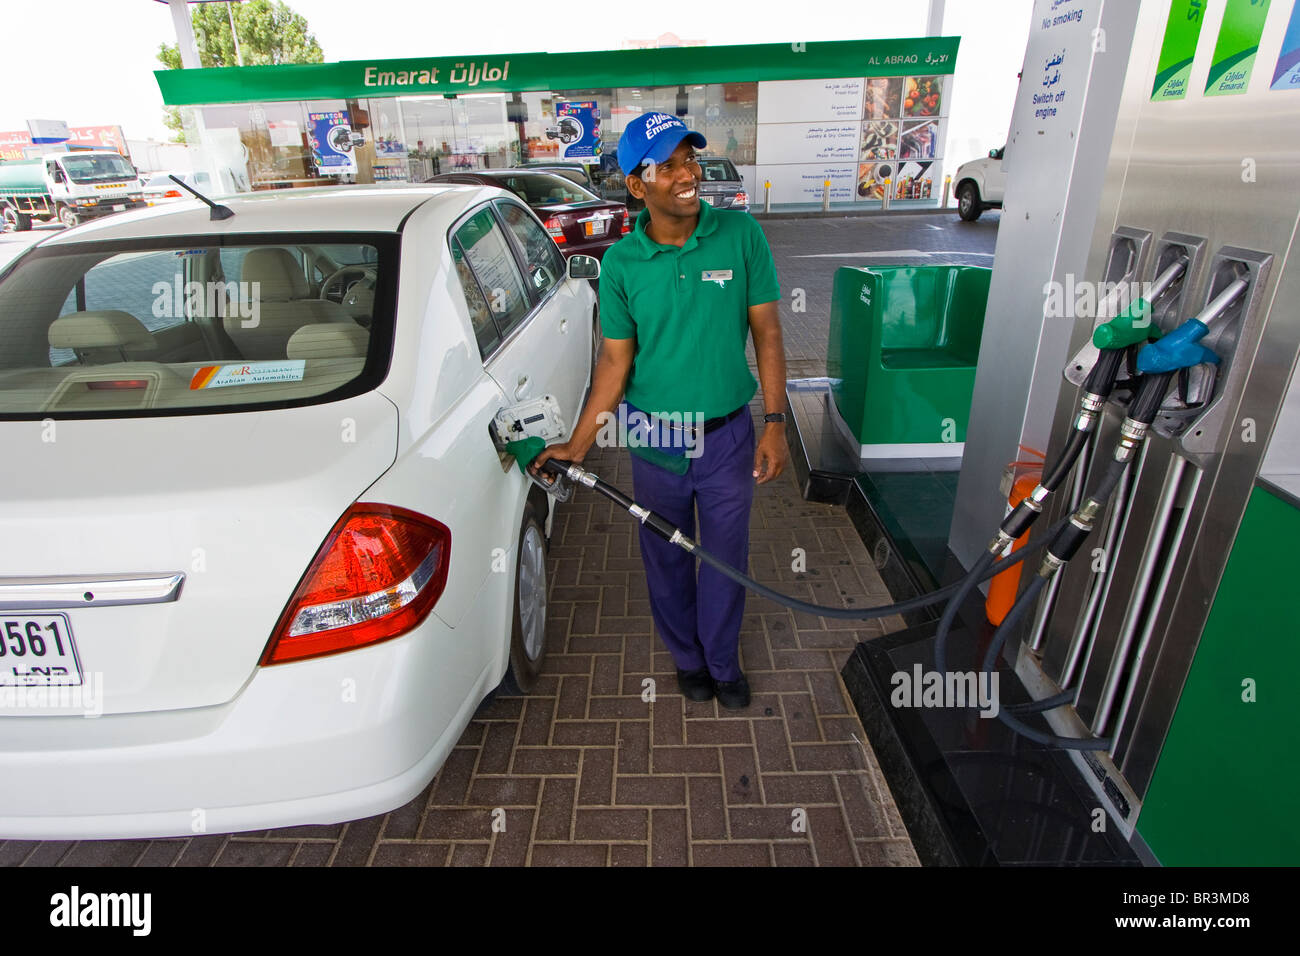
left=763, top=412, right=787, bottom=424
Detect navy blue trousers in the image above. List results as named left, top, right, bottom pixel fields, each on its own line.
left=628, top=406, right=755, bottom=682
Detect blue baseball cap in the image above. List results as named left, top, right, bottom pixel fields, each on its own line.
left=617, top=112, right=707, bottom=177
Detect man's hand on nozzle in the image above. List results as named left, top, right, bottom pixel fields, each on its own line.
left=529, top=442, right=582, bottom=484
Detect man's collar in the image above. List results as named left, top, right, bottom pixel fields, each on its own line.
left=630, top=197, right=719, bottom=259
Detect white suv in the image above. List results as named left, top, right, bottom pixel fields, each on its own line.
left=953, top=146, right=1006, bottom=221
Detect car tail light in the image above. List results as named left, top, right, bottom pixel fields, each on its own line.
left=163, top=189, right=182, bottom=198
left=261, top=504, right=451, bottom=665
left=621, top=215, right=631, bottom=234
left=734, top=192, right=748, bottom=206
left=543, top=217, right=566, bottom=243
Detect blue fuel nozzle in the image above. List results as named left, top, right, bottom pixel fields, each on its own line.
left=1135, top=318, right=1221, bottom=375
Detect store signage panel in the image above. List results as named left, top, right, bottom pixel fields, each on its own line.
left=156, top=37, right=959, bottom=106
left=755, top=163, right=856, bottom=205
left=756, top=79, right=864, bottom=124
left=756, top=122, right=860, bottom=165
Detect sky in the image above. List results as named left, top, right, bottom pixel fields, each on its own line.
left=0, top=0, right=1032, bottom=163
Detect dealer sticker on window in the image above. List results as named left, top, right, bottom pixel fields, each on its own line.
left=190, top=361, right=307, bottom=390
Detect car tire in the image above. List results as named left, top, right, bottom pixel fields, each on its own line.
left=957, top=183, right=982, bottom=222
left=501, top=501, right=549, bottom=695
left=57, top=204, right=80, bottom=228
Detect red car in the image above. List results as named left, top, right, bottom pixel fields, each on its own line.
left=426, top=169, right=629, bottom=260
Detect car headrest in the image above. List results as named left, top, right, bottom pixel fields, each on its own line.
left=286, top=323, right=370, bottom=359
left=240, top=247, right=308, bottom=301
left=48, top=311, right=157, bottom=351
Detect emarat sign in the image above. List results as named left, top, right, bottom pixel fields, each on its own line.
left=155, top=37, right=959, bottom=106
left=362, top=60, right=512, bottom=90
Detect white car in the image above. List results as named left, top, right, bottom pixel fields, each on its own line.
left=953, top=146, right=1006, bottom=221
left=142, top=170, right=215, bottom=206
left=0, top=184, right=598, bottom=838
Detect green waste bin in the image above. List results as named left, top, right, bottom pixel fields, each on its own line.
left=827, top=264, right=991, bottom=452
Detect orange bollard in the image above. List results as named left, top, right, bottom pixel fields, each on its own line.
left=986, top=467, right=1042, bottom=626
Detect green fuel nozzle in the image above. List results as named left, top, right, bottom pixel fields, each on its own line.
left=1092, top=296, right=1162, bottom=350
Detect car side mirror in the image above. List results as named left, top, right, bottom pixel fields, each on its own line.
left=567, top=255, right=600, bottom=280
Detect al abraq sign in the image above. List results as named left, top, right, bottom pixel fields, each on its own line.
left=155, top=37, right=959, bottom=106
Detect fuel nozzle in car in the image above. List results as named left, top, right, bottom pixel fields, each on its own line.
left=492, top=396, right=574, bottom=501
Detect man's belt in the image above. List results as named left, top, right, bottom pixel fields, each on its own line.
left=662, top=406, right=745, bottom=437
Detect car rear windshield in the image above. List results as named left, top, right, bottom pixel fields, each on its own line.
left=699, top=159, right=740, bottom=183
left=491, top=174, right=599, bottom=206
left=0, top=233, right=396, bottom=419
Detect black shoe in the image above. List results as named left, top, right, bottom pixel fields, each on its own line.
left=676, top=667, right=714, bottom=702
left=714, top=674, right=751, bottom=710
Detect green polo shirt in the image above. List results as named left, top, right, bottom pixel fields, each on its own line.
left=598, top=199, right=781, bottom=419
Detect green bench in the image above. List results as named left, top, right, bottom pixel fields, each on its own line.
left=827, top=264, right=991, bottom=455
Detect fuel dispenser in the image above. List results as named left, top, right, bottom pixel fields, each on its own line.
left=841, top=0, right=1300, bottom=865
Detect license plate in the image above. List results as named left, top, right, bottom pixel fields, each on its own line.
left=0, top=614, right=82, bottom=687
left=112, top=204, right=125, bottom=211
left=584, top=218, right=607, bottom=237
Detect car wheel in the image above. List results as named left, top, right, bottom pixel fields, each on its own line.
left=501, top=502, right=548, bottom=695
left=58, top=204, right=80, bottom=228
left=957, top=183, right=982, bottom=222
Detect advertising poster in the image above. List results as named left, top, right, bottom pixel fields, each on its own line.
left=1205, top=0, right=1273, bottom=96
left=375, top=136, right=408, bottom=159
left=1271, top=1, right=1300, bottom=89
left=856, top=161, right=895, bottom=200
left=903, top=76, right=943, bottom=117
left=860, top=120, right=899, bottom=159
left=900, top=119, right=940, bottom=159
left=863, top=77, right=902, bottom=119
left=552, top=101, right=601, bottom=164
left=308, top=110, right=358, bottom=175
left=1152, top=0, right=1209, bottom=100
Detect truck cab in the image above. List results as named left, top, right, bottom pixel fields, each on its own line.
left=1, top=150, right=146, bottom=231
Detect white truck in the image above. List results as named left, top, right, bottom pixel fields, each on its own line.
left=0, top=150, right=146, bottom=231
left=953, top=146, right=1007, bottom=222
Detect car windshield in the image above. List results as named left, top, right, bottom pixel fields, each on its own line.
left=0, top=235, right=395, bottom=418
left=699, top=159, right=739, bottom=183
left=60, top=154, right=137, bottom=184
left=490, top=173, right=598, bottom=205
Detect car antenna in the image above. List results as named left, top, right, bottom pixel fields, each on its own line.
left=168, top=174, right=235, bottom=221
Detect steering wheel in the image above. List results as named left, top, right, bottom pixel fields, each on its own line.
left=320, top=265, right=377, bottom=322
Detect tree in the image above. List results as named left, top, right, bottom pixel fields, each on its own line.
left=158, top=1, right=325, bottom=142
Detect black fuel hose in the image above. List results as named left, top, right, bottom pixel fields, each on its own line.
left=539, top=458, right=1066, bottom=622
left=978, top=576, right=1111, bottom=751
left=975, top=454, right=1131, bottom=751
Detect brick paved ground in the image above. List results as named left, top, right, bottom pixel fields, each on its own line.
left=0, top=211, right=997, bottom=867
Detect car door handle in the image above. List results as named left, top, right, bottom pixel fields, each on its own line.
left=559, top=319, right=568, bottom=334
left=515, top=374, right=530, bottom=399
